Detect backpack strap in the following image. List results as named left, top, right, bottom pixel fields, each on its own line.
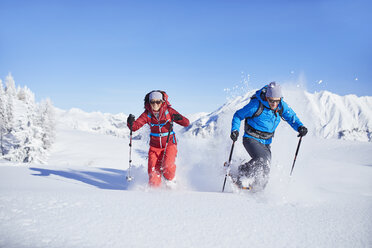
left=278, top=107, right=283, bottom=118
left=164, top=109, right=170, bottom=120
left=245, top=124, right=275, bottom=140
left=250, top=95, right=264, bottom=118
left=252, top=97, right=263, bottom=118
left=147, top=109, right=170, bottom=125
left=150, top=131, right=175, bottom=137
left=251, top=94, right=284, bottom=118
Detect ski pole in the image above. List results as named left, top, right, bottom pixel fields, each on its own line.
left=126, top=123, right=134, bottom=182
left=290, top=136, right=303, bottom=176
left=222, top=140, right=235, bottom=192
left=160, top=119, right=174, bottom=171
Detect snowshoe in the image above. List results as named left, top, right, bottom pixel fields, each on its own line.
left=237, top=161, right=270, bottom=192
left=228, top=173, right=253, bottom=191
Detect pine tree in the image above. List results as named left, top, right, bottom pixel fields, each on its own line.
left=4, top=84, right=14, bottom=134
left=5, top=73, right=16, bottom=97
left=4, top=73, right=16, bottom=133
left=19, top=86, right=42, bottom=163
left=0, top=80, right=6, bottom=155
left=38, top=98, right=56, bottom=150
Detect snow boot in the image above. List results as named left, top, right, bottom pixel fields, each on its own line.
left=164, top=176, right=177, bottom=190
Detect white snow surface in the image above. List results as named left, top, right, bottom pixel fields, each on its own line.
left=1, top=89, right=372, bottom=248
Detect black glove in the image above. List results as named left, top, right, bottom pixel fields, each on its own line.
left=127, top=114, right=135, bottom=127
left=230, top=130, right=239, bottom=141
left=172, top=114, right=183, bottom=121
left=298, top=126, right=308, bottom=137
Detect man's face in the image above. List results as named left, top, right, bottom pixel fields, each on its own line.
left=267, top=97, right=281, bottom=110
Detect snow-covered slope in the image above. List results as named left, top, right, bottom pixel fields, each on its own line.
left=1, top=89, right=372, bottom=247
left=1, top=122, right=371, bottom=247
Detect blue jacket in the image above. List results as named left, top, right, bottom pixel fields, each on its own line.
left=231, top=86, right=303, bottom=144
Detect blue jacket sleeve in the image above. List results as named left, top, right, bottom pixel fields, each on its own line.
left=281, top=101, right=303, bottom=131
left=231, top=100, right=260, bottom=132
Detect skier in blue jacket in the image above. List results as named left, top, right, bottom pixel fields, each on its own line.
left=230, top=82, right=307, bottom=190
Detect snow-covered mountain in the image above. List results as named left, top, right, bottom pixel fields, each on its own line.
left=54, top=88, right=372, bottom=143
left=55, top=108, right=130, bottom=138
left=55, top=108, right=211, bottom=141
left=303, top=91, right=372, bottom=141
left=185, top=89, right=372, bottom=142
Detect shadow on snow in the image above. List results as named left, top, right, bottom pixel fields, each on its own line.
left=29, top=167, right=133, bottom=190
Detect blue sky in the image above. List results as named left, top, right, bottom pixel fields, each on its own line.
left=1, top=0, right=371, bottom=116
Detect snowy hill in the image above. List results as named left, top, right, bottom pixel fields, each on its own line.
left=1, top=88, right=372, bottom=247
left=1, top=119, right=372, bottom=247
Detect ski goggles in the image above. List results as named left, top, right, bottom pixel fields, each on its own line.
left=267, top=98, right=281, bottom=104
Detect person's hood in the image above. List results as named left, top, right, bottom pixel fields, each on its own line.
left=254, top=85, right=271, bottom=109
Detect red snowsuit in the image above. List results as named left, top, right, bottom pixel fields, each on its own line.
left=128, top=91, right=190, bottom=187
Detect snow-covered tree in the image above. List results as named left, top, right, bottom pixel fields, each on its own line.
left=4, top=77, right=15, bottom=133
left=0, top=79, right=6, bottom=155
left=4, top=74, right=16, bottom=133
left=18, top=86, right=35, bottom=103
left=18, top=86, right=45, bottom=163
left=38, top=98, right=56, bottom=150
left=0, top=74, right=56, bottom=163
left=4, top=73, right=16, bottom=97
left=21, top=120, right=45, bottom=163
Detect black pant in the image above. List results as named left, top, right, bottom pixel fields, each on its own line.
left=238, top=137, right=271, bottom=181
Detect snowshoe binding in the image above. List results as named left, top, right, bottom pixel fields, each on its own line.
left=228, top=173, right=253, bottom=191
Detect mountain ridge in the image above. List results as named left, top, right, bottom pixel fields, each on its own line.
left=56, top=89, right=372, bottom=142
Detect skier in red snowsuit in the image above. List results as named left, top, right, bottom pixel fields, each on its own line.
left=127, top=90, right=190, bottom=187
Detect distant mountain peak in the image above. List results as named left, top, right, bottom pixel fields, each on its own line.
left=56, top=89, right=372, bottom=142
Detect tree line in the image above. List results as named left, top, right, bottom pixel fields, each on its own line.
left=0, top=74, right=55, bottom=163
